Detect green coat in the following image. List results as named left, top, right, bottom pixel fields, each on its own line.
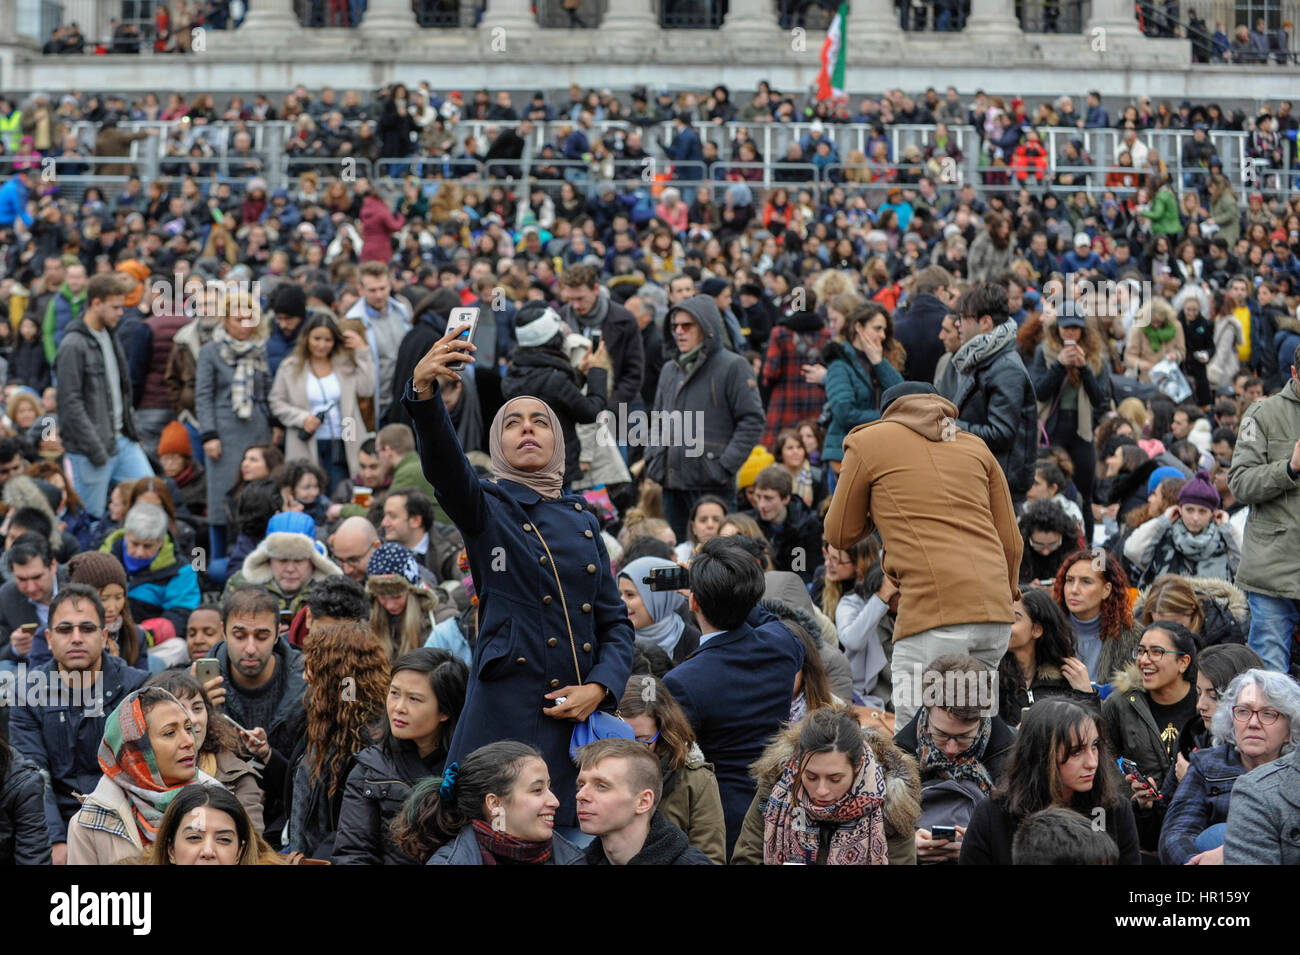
left=1228, top=379, right=1300, bottom=599
left=391, top=450, right=449, bottom=524
left=657, top=747, right=728, bottom=866
left=1138, top=187, right=1181, bottom=236
left=1211, top=188, right=1241, bottom=246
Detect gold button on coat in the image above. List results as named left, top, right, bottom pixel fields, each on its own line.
left=581, top=603, right=592, bottom=613
left=586, top=564, right=597, bottom=574
left=522, top=522, right=533, bottom=532
left=549, top=679, right=560, bottom=688
left=582, top=643, right=592, bottom=652
left=583, top=529, right=593, bottom=538
left=515, top=657, right=527, bottom=665
left=543, top=595, right=552, bottom=605
left=547, top=638, right=558, bottom=647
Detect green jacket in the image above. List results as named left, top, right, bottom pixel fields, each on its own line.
left=391, top=450, right=449, bottom=523
left=1211, top=188, right=1241, bottom=246
left=1228, top=379, right=1300, bottom=598
left=1137, top=187, right=1181, bottom=236
left=43, top=282, right=87, bottom=364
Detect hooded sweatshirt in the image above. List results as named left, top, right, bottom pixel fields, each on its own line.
left=824, top=393, right=1023, bottom=641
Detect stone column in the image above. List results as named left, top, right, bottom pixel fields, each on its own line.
left=360, top=0, right=420, bottom=39
left=603, top=0, right=658, bottom=32
left=722, top=0, right=780, bottom=35
left=1086, top=0, right=1146, bottom=42
left=478, top=0, right=539, bottom=33
left=963, top=0, right=1023, bottom=39
left=237, top=0, right=301, bottom=36
left=848, top=0, right=902, bottom=41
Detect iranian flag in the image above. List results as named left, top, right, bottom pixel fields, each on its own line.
left=816, top=3, right=848, bottom=102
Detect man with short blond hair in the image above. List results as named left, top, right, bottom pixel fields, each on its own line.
left=576, top=738, right=712, bottom=865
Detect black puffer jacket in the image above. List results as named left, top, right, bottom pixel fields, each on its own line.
left=583, top=810, right=713, bottom=865
left=0, top=749, right=50, bottom=864
left=950, top=329, right=1039, bottom=496
left=332, top=740, right=446, bottom=866
left=501, top=345, right=609, bottom=486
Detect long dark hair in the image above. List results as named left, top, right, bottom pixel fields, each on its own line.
left=1197, top=644, right=1263, bottom=692
left=390, top=740, right=544, bottom=862
left=146, top=784, right=260, bottom=866
left=289, top=311, right=345, bottom=367
left=381, top=649, right=468, bottom=763
left=1000, top=589, right=1079, bottom=706
left=796, top=707, right=865, bottom=771
left=999, top=700, right=1118, bottom=818
left=228, top=443, right=285, bottom=501
left=616, top=676, right=698, bottom=772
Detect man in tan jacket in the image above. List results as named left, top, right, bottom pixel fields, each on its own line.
left=825, top=382, right=1023, bottom=727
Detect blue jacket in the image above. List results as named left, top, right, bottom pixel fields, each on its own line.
left=1158, top=743, right=1247, bottom=865
left=665, top=126, right=704, bottom=166
left=403, top=381, right=635, bottom=829
left=822, top=342, right=905, bottom=464
left=265, top=320, right=302, bottom=378
left=427, top=824, right=585, bottom=864
left=8, top=653, right=147, bottom=843
left=1084, top=104, right=1110, bottom=128
left=1061, top=249, right=1103, bottom=276
left=0, top=176, right=32, bottom=229
left=663, top=605, right=805, bottom=856
left=102, top=528, right=201, bottom=638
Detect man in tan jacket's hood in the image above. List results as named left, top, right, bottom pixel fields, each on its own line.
left=825, top=382, right=1024, bottom=727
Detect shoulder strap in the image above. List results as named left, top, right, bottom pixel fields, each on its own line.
left=530, top=523, right=584, bottom=686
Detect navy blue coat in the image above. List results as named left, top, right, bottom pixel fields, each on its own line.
left=663, top=606, right=804, bottom=857
left=403, top=381, right=635, bottom=828
left=8, top=652, right=147, bottom=843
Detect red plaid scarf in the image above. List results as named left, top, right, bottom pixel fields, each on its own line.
left=470, top=819, right=554, bottom=865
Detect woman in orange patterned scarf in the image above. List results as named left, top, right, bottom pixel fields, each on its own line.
left=67, top=686, right=214, bottom=864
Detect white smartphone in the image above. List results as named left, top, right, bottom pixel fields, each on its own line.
left=447, top=306, right=480, bottom=371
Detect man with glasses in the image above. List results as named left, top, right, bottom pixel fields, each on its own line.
left=328, top=516, right=382, bottom=585
left=9, top=582, right=147, bottom=865
left=949, top=282, right=1039, bottom=507
left=895, top=654, right=1017, bottom=865
left=55, top=271, right=153, bottom=518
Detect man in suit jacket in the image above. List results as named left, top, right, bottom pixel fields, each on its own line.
left=663, top=537, right=805, bottom=858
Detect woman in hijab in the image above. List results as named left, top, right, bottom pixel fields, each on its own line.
left=66, top=686, right=213, bottom=864
left=617, top=556, right=701, bottom=667
left=400, top=324, right=635, bottom=833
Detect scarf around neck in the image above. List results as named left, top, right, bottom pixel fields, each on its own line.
left=471, top=818, right=554, bottom=865
left=488, top=396, right=566, bottom=499
left=620, top=557, right=687, bottom=656
left=952, top=318, right=1017, bottom=375
left=212, top=325, right=267, bottom=420
left=1141, top=320, right=1178, bottom=353
left=566, top=287, right=609, bottom=330
left=98, top=689, right=200, bottom=843
left=762, top=743, right=889, bottom=865
left=1170, top=520, right=1230, bottom=576
left=916, top=706, right=996, bottom=795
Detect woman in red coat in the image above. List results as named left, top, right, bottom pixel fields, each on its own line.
left=358, top=179, right=406, bottom=264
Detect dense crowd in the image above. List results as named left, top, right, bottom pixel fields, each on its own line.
left=0, top=80, right=1297, bottom=868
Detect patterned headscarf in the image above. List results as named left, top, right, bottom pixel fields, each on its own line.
left=763, top=739, right=889, bottom=866
left=488, top=396, right=566, bottom=500
left=367, top=541, right=423, bottom=585
left=98, top=688, right=202, bottom=843
left=916, top=706, right=995, bottom=795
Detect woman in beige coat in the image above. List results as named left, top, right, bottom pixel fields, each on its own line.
left=270, top=311, right=373, bottom=496
left=1124, top=297, right=1186, bottom=383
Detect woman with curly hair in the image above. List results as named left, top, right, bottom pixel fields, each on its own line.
left=1052, top=548, right=1143, bottom=685
left=284, top=620, right=390, bottom=859
left=1018, top=498, right=1083, bottom=586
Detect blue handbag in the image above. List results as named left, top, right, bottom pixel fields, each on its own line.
left=528, top=522, right=633, bottom=760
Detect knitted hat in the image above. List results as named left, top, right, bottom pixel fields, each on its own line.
left=67, top=551, right=128, bottom=590
left=1147, top=466, right=1185, bottom=496
left=699, top=277, right=729, bottom=298
left=366, top=541, right=423, bottom=586
left=1178, top=470, right=1221, bottom=510
left=737, top=445, right=776, bottom=490
left=158, top=420, right=192, bottom=458
left=515, top=302, right=563, bottom=348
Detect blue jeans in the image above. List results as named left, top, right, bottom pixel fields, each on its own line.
left=316, top=438, right=350, bottom=498
left=67, top=435, right=156, bottom=519
left=1195, top=823, right=1227, bottom=852
left=1246, top=591, right=1300, bottom=674
left=184, top=420, right=204, bottom=463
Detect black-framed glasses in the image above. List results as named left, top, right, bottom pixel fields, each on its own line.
left=1133, top=645, right=1188, bottom=662
left=333, top=552, right=371, bottom=569
left=928, top=727, right=980, bottom=747
left=53, top=622, right=100, bottom=635
left=1231, top=706, right=1283, bottom=726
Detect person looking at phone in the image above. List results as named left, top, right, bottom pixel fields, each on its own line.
left=208, top=585, right=307, bottom=850
left=895, top=654, right=1017, bottom=864
left=8, top=583, right=147, bottom=864
left=0, top=533, right=65, bottom=667
left=1123, top=470, right=1240, bottom=588
left=401, top=322, right=634, bottom=836
left=960, top=700, right=1140, bottom=864
left=1103, top=622, right=1199, bottom=853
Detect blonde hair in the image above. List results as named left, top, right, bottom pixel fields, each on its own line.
left=1117, top=397, right=1148, bottom=432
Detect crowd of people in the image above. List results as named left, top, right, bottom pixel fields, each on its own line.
left=0, top=80, right=1298, bottom=867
